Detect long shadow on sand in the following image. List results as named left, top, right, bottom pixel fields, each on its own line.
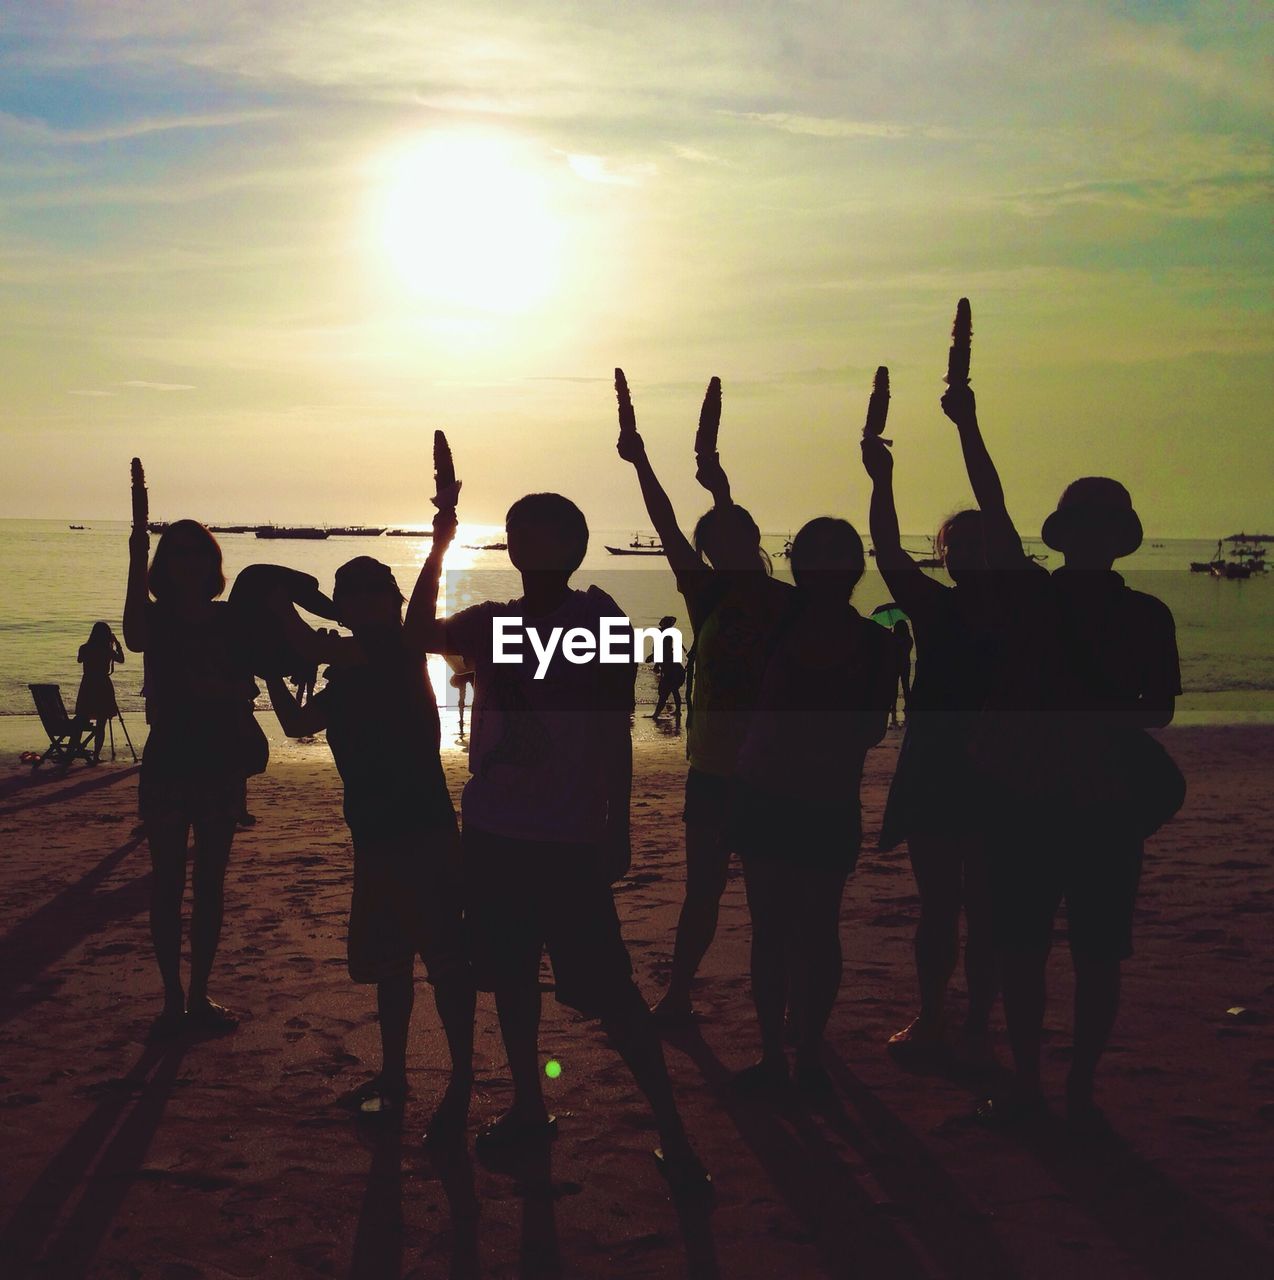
left=664, top=1027, right=973, bottom=1278
left=0, top=1039, right=189, bottom=1277
left=0, top=833, right=150, bottom=1028
left=0, top=763, right=140, bottom=812
left=995, top=1105, right=1274, bottom=1279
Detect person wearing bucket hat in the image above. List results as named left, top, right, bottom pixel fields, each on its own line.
left=1041, top=477, right=1143, bottom=563
left=944, top=383, right=1182, bottom=1137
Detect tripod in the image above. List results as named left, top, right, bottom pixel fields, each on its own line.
left=107, top=711, right=138, bottom=763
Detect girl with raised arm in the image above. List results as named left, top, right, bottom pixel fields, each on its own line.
left=616, top=372, right=792, bottom=1022
left=124, top=461, right=259, bottom=1038
left=860, top=409, right=1001, bottom=1061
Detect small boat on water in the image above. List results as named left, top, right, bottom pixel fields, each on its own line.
left=256, top=526, right=330, bottom=540
left=387, top=529, right=432, bottom=537
left=68, top=524, right=85, bottom=530
left=465, top=542, right=507, bottom=551
left=209, top=524, right=259, bottom=534
left=329, top=526, right=386, bottom=537
left=1192, top=540, right=1266, bottom=578
left=606, top=534, right=664, bottom=557
left=147, top=521, right=170, bottom=534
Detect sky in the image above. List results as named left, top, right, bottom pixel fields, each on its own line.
left=0, top=1, right=1269, bottom=536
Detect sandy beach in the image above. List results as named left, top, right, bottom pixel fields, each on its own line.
left=1, top=725, right=1271, bottom=1279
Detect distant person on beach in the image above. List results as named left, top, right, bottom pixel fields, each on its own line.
left=450, top=666, right=474, bottom=736
left=731, top=518, right=896, bottom=1093
left=424, top=493, right=710, bottom=1190
left=650, top=616, right=686, bottom=720
left=124, top=465, right=262, bottom=1038
left=947, top=385, right=1182, bottom=1133
left=890, top=619, right=913, bottom=729
left=265, top=492, right=474, bottom=1134
left=617, top=387, right=793, bottom=1024
left=862, top=428, right=1002, bottom=1061
left=74, top=621, right=124, bottom=762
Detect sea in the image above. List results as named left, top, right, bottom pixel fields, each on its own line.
left=2, top=519, right=1271, bottom=761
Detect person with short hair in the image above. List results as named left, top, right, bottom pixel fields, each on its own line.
left=731, top=517, right=897, bottom=1092
left=421, top=493, right=710, bottom=1191
left=265, top=487, right=474, bottom=1135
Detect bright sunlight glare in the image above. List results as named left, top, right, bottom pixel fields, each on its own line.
left=372, top=132, right=562, bottom=315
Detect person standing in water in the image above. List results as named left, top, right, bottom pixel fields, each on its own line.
left=616, top=380, right=792, bottom=1023
left=862, top=417, right=1002, bottom=1061
left=74, top=621, right=125, bottom=762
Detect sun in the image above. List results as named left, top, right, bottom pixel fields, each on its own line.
left=372, top=131, right=562, bottom=315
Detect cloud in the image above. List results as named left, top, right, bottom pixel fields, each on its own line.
left=723, top=112, right=957, bottom=141
left=67, top=389, right=115, bottom=397
left=0, top=109, right=280, bottom=146
left=119, top=380, right=196, bottom=391
left=565, top=153, right=657, bottom=186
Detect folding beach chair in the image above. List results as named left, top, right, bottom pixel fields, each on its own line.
left=28, top=684, right=94, bottom=771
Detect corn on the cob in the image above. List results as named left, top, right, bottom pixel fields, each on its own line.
left=694, top=376, right=722, bottom=457
left=434, top=430, right=457, bottom=507
left=946, top=297, right=972, bottom=387
left=863, top=366, right=890, bottom=438
left=615, top=367, right=636, bottom=435
left=130, top=457, right=147, bottom=529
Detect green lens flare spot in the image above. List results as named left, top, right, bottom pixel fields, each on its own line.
left=544, top=1059, right=562, bottom=1080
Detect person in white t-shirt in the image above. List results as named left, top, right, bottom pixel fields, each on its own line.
left=422, top=492, right=710, bottom=1193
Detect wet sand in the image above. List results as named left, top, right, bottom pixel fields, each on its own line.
left=0, top=726, right=1271, bottom=1278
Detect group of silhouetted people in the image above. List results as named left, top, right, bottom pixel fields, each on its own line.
left=119, top=320, right=1183, bottom=1212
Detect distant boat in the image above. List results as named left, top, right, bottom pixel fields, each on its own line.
left=387, top=529, right=433, bottom=537
left=329, top=526, right=386, bottom=537
left=209, top=524, right=259, bottom=534
left=465, top=541, right=507, bottom=551
left=147, top=521, right=170, bottom=533
left=606, top=533, right=664, bottom=556
left=1193, top=539, right=1265, bottom=578
left=1224, top=532, right=1274, bottom=543
left=255, top=526, right=329, bottom=540
left=68, top=524, right=85, bottom=530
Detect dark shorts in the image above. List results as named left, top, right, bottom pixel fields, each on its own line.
left=347, top=815, right=468, bottom=986
left=731, top=780, right=862, bottom=873
left=682, top=766, right=733, bottom=828
left=139, top=766, right=245, bottom=833
left=461, top=825, right=635, bottom=1017
left=987, top=816, right=1143, bottom=961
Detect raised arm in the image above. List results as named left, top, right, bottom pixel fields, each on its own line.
left=614, top=370, right=702, bottom=578
left=404, top=496, right=459, bottom=652
left=265, top=674, right=328, bottom=738
left=941, top=386, right=1025, bottom=567
left=123, top=458, right=150, bottom=652
left=860, top=437, right=918, bottom=576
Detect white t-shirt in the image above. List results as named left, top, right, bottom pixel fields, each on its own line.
left=443, top=587, right=635, bottom=844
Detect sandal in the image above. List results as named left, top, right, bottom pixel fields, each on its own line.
left=186, top=998, right=240, bottom=1033
left=337, top=1075, right=408, bottom=1115
left=475, top=1111, right=558, bottom=1152
left=887, top=1017, right=946, bottom=1059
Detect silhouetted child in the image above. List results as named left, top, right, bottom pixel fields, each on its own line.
left=617, top=383, right=793, bottom=1023
left=425, top=493, right=710, bottom=1190
left=863, top=416, right=1002, bottom=1061
left=731, top=518, right=896, bottom=1092
left=949, top=384, right=1181, bottom=1134
left=266, top=504, right=474, bottom=1135
left=124, top=465, right=259, bottom=1038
